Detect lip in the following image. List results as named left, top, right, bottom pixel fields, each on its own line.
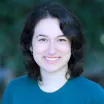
left=43, top=56, right=60, bottom=64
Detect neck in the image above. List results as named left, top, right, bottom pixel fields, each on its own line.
left=38, top=65, right=70, bottom=92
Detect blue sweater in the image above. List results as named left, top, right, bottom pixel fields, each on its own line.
left=2, top=75, right=104, bottom=104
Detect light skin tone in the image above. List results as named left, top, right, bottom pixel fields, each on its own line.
left=31, top=17, right=71, bottom=93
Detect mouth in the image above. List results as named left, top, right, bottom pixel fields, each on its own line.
left=43, top=56, right=60, bottom=64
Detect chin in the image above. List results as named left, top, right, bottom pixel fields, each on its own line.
left=40, top=66, right=61, bottom=73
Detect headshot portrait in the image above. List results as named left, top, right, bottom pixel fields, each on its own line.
left=2, top=2, right=104, bottom=104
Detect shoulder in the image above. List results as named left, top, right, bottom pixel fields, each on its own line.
left=75, top=76, right=104, bottom=104
left=74, top=75, right=104, bottom=92
left=73, top=75, right=103, bottom=88
left=7, top=75, right=29, bottom=86
left=9, top=75, right=30, bottom=84
left=4, top=75, right=37, bottom=92
left=2, top=76, right=38, bottom=104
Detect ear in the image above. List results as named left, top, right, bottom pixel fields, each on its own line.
left=30, top=46, right=33, bottom=52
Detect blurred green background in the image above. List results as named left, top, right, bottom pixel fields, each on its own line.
left=0, top=0, right=104, bottom=103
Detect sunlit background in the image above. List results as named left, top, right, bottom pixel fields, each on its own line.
left=0, top=0, right=104, bottom=103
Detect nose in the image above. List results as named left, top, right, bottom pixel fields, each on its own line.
left=48, top=41, right=56, bottom=55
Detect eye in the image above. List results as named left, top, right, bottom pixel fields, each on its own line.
left=38, top=38, right=47, bottom=42
left=58, top=39, right=67, bottom=42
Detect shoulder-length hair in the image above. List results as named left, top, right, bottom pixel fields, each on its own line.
left=20, top=2, right=85, bottom=80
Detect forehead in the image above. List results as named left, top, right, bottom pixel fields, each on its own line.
left=33, top=17, right=64, bottom=38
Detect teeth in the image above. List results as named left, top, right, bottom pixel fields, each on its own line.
left=45, top=57, right=59, bottom=61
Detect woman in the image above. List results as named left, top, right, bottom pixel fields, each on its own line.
left=2, top=2, right=104, bottom=104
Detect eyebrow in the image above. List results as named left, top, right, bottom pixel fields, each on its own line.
left=36, top=34, right=66, bottom=38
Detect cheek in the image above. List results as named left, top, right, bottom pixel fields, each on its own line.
left=57, top=44, right=71, bottom=54
left=33, top=43, right=48, bottom=54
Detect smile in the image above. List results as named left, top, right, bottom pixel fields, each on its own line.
left=45, top=57, right=59, bottom=61
left=43, top=57, right=60, bottom=63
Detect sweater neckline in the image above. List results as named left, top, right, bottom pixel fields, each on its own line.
left=35, top=76, right=74, bottom=95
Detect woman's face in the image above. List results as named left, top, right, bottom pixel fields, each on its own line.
left=31, top=17, right=71, bottom=73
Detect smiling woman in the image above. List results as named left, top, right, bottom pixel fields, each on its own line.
left=2, top=2, right=104, bottom=104
left=31, top=18, right=71, bottom=75
left=21, top=2, right=85, bottom=80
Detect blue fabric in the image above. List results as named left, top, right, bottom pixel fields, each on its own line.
left=2, top=75, right=104, bottom=104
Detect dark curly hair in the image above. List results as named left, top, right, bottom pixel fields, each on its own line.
left=20, top=2, right=85, bottom=80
